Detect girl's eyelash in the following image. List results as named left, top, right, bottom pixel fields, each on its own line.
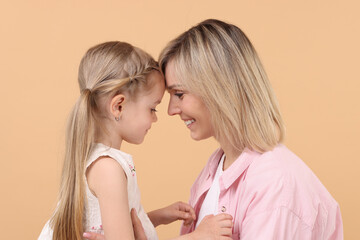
left=151, top=108, right=157, bottom=112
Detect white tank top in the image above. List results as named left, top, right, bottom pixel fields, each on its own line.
left=195, top=154, right=225, bottom=228
left=38, top=143, right=158, bottom=240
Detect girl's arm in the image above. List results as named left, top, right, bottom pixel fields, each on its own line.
left=86, top=157, right=135, bottom=240
left=147, top=201, right=196, bottom=227
left=84, top=212, right=233, bottom=240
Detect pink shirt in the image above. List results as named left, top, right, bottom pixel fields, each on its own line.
left=181, top=144, right=343, bottom=239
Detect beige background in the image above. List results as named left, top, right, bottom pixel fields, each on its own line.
left=1, top=0, right=359, bottom=239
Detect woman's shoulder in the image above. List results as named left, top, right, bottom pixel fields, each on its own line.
left=244, top=144, right=324, bottom=192
left=246, top=144, right=309, bottom=179
left=240, top=144, right=341, bottom=233
left=244, top=144, right=335, bottom=199
left=243, top=144, right=339, bottom=225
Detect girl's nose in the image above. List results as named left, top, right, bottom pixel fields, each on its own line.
left=153, top=113, right=158, bottom=122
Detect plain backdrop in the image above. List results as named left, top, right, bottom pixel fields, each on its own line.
left=1, top=0, right=359, bottom=239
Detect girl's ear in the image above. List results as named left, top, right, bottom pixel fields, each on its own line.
left=110, top=94, right=126, bottom=120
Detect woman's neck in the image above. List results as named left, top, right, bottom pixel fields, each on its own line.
left=219, top=139, right=243, bottom=170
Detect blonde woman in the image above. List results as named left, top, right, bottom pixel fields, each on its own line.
left=85, top=19, right=343, bottom=240
left=159, top=19, right=343, bottom=239
left=38, top=41, right=233, bottom=240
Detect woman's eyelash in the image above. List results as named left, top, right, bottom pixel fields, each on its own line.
left=174, top=93, right=184, bottom=98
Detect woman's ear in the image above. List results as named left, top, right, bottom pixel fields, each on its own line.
left=110, top=94, right=125, bottom=121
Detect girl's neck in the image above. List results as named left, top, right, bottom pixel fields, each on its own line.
left=95, top=132, right=122, bottom=150
left=97, top=139, right=122, bottom=150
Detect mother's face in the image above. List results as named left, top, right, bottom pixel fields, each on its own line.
left=164, top=60, right=215, bottom=141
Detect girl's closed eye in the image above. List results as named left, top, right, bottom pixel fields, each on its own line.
left=151, top=108, right=157, bottom=112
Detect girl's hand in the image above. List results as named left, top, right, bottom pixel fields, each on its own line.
left=148, top=201, right=196, bottom=227
left=131, top=208, right=147, bottom=240
left=83, top=232, right=105, bottom=240
left=190, top=213, right=233, bottom=240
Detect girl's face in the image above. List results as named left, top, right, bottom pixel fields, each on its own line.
left=119, top=71, right=165, bottom=144
left=165, top=60, right=214, bottom=141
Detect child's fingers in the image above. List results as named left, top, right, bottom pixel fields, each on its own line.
left=177, top=201, right=196, bottom=220
left=183, top=219, right=192, bottom=226
left=178, top=201, right=192, bottom=212
left=183, top=214, right=195, bottom=225
left=83, top=232, right=105, bottom=240
left=177, top=209, right=191, bottom=220
left=187, top=205, right=196, bottom=220
left=177, top=209, right=196, bottom=226
left=131, top=208, right=147, bottom=240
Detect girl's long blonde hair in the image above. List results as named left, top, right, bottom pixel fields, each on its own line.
left=50, top=41, right=158, bottom=240
left=159, top=19, right=285, bottom=153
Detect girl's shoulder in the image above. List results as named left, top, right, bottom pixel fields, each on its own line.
left=87, top=143, right=134, bottom=170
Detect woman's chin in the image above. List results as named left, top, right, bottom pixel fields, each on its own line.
left=190, top=132, right=211, bottom=141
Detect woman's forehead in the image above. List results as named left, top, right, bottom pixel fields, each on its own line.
left=164, top=60, right=180, bottom=86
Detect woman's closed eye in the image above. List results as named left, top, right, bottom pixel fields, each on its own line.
left=174, top=92, right=184, bottom=99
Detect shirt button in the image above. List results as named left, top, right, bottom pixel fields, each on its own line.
left=221, top=206, right=226, bottom=212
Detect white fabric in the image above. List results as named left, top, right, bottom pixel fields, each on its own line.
left=38, top=143, right=158, bottom=240
left=38, top=221, right=52, bottom=239
left=195, top=154, right=225, bottom=228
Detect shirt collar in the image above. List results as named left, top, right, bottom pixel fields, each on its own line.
left=207, top=147, right=259, bottom=189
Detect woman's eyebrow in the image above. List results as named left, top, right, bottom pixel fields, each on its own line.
left=166, top=84, right=182, bottom=91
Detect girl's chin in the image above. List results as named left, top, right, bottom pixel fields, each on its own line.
left=128, top=137, right=145, bottom=145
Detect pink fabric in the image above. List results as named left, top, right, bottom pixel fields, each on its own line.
left=181, top=144, right=343, bottom=239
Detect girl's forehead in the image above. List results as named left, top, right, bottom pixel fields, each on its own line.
left=148, top=70, right=164, bottom=82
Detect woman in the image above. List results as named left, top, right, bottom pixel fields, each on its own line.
left=86, top=19, right=343, bottom=240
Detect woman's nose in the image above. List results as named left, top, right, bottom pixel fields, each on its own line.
left=167, top=96, right=181, bottom=116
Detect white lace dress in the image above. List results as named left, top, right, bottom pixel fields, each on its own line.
left=38, top=143, right=158, bottom=240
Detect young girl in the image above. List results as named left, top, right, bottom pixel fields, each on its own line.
left=157, top=19, right=344, bottom=239
left=38, top=41, right=233, bottom=240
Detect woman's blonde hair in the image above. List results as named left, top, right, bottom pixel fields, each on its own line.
left=159, top=19, right=285, bottom=153
left=50, top=41, right=158, bottom=240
